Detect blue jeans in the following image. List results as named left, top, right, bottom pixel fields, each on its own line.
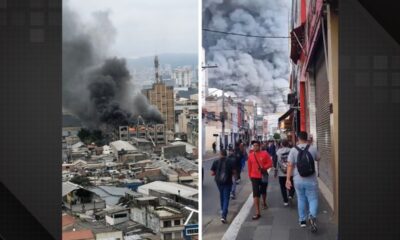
left=294, top=180, right=319, bottom=222
left=217, top=184, right=232, bottom=219
left=231, top=176, right=237, bottom=196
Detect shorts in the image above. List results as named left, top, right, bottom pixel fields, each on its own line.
left=251, top=178, right=268, bottom=198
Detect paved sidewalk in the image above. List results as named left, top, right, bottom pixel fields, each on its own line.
left=233, top=175, right=338, bottom=240
left=202, top=151, right=219, bottom=161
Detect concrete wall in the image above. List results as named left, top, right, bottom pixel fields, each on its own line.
left=130, top=207, right=160, bottom=233
left=162, top=145, right=186, bottom=159
left=105, top=210, right=129, bottom=226
left=96, top=231, right=123, bottom=240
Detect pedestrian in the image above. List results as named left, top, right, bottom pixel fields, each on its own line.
left=274, top=139, right=295, bottom=206
left=240, top=142, right=248, bottom=172
left=286, top=131, right=321, bottom=232
left=247, top=140, right=273, bottom=220
left=266, top=140, right=277, bottom=168
left=212, top=142, right=216, bottom=153
left=211, top=149, right=235, bottom=224
left=228, top=145, right=239, bottom=199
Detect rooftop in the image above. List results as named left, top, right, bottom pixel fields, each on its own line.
left=62, top=214, right=76, bottom=227
left=62, top=181, right=82, bottom=197
left=62, top=229, right=94, bottom=240
left=110, top=140, right=137, bottom=152
left=137, top=181, right=198, bottom=198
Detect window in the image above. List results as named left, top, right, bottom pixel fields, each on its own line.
left=164, top=233, right=172, bottom=240
left=163, top=220, right=171, bottom=227
left=114, top=213, right=127, bottom=219
left=174, top=219, right=181, bottom=226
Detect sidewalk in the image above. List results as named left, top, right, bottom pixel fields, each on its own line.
left=202, top=151, right=219, bottom=161
left=231, top=175, right=338, bottom=240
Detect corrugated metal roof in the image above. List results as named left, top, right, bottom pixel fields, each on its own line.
left=62, top=181, right=82, bottom=197
left=137, top=181, right=197, bottom=198
left=110, top=140, right=137, bottom=151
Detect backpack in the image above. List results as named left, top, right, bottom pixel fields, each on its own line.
left=278, top=150, right=290, bottom=174
left=295, top=144, right=315, bottom=177
left=215, top=159, right=229, bottom=184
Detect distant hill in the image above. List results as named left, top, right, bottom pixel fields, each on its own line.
left=126, top=53, right=198, bottom=69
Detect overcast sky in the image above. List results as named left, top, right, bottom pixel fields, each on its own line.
left=66, top=0, right=198, bottom=59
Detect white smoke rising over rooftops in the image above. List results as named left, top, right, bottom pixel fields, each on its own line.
left=203, top=0, right=291, bottom=114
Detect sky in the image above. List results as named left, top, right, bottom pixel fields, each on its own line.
left=66, top=0, right=199, bottom=59
left=203, top=0, right=291, bottom=114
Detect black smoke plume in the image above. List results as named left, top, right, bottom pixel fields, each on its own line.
left=62, top=2, right=163, bottom=130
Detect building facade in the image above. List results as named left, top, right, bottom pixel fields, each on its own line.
left=283, top=0, right=338, bottom=221
left=143, top=83, right=175, bottom=132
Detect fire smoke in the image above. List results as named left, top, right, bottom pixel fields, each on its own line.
left=203, top=0, right=291, bottom=113
left=62, top=2, right=163, bottom=130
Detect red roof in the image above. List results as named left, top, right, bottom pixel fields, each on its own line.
left=62, top=214, right=75, bottom=227
left=62, top=230, right=94, bottom=240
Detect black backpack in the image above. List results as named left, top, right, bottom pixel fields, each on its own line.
left=295, top=144, right=315, bottom=177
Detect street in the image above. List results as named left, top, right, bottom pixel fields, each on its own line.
left=202, top=155, right=253, bottom=240
left=202, top=153, right=338, bottom=240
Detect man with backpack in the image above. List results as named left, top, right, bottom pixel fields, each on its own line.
left=211, top=149, right=236, bottom=224
left=275, top=139, right=295, bottom=206
left=286, top=131, right=321, bottom=233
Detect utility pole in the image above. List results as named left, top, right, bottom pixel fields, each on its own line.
left=254, top=103, right=257, bottom=140
left=221, top=87, right=225, bottom=149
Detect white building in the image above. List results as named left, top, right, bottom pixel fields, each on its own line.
left=109, top=140, right=138, bottom=159
left=137, top=181, right=198, bottom=198
left=131, top=205, right=185, bottom=240
left=173, top=67, right=193, bottom=87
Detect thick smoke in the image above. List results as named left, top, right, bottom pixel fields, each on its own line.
left=62, top=3, right=163, bottom=130
left=203, top=0, right=291, bottom=113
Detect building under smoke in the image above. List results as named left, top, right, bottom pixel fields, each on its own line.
left=62, top=4, right=163, bottom=137
left=142, top=56, right=175, bottom=132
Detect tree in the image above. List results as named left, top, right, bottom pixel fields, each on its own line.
left=273, top=133, right=281, bottom=140
left=70, top=175, right=93, bottom=187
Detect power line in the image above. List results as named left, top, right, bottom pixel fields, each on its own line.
left=203, top=28, right=290, bottom=39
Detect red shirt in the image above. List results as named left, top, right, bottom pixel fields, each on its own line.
left=248, top=150, right=273, bottom=179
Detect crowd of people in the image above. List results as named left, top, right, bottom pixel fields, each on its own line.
left=210, top=131, right=321, bottom=233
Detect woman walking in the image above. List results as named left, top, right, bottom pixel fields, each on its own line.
left=247, top=140, right=273, bottom=220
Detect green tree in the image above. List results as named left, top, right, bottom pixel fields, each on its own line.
left=70, top=175, right=93, bottom=187
left=273, top=133, right=281, bottom=140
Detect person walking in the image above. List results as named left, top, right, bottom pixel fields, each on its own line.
left=211, top=149, right=235, bottom=224
left=286, top=131, right=321, bottom=232
left=274, top=139, right=295, bottom=206
left=266, top=140, right=277, bottom=169
left=240, top=142, right=248, bottom=172
left=212, top=142, right=217, bottom=153
left=247, top=140, right=273, bottom=220
left=227, top=145, right=239, bottom=199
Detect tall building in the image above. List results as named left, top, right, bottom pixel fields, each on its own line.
left=142, top=56, right=175, bottom=132
left=173, top=67, right=193, bottom=87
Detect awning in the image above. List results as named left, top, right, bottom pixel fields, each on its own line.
left=290, top=23, right=305, bottom=64
left=278, top=107, right=294, bottom=123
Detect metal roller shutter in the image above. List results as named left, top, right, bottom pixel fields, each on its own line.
left=315, top=48, right=334, bottom=193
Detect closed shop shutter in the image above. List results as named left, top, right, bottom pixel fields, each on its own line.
left=315, top=48, right=334, bottom=193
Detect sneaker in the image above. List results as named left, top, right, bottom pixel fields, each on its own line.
left=309, top=217, right=318, bottom=233
left=300, top=221, right=307, bottom=228
left=221, top=218, right=227, bottom=224
left=288, top=195, right=293, bottom=200
left=230, top=193, right=236, bottom=199
left=283, top=202, right=289, bottom=206
left=236, top=179, right=241, bottom=184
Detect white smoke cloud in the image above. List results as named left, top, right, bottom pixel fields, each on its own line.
left=203, top=0, right=291, bottom=113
